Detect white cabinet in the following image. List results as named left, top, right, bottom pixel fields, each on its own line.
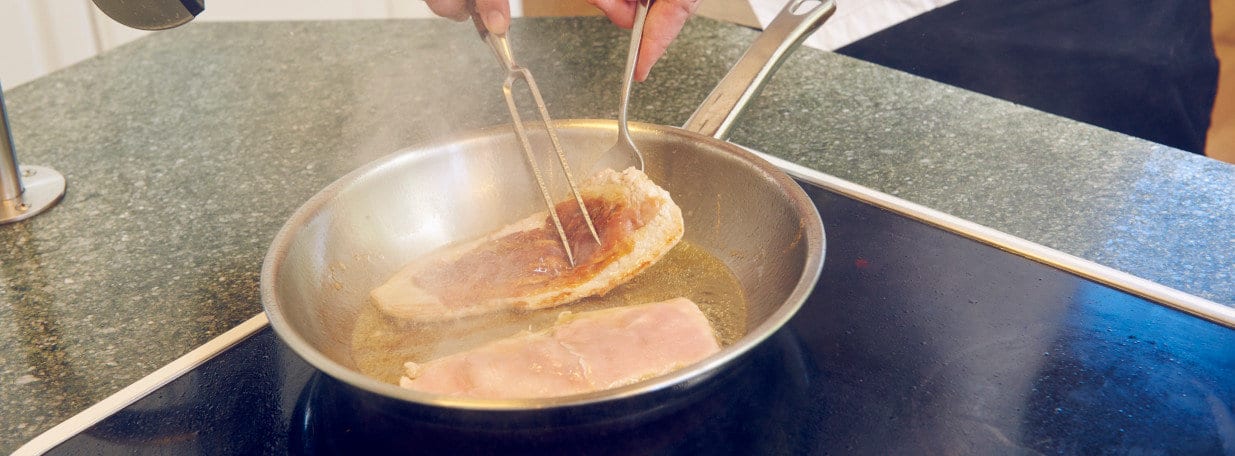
left=1, top=0, right=102, bottom=88
left=192, top=0, right=438, bottom=22
left=0, top=0, right=477, bottom=88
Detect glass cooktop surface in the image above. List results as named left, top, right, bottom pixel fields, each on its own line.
left=39, top=182, right=1235, bottom=455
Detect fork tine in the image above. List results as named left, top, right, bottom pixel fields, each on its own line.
left=519, top=69, right=603, bottom=246
left=502, top=75, right=579, bottom=267
left=475, top=25, right=599, bottom=267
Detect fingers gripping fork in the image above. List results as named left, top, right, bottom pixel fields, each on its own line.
left=471, top=15, right=601, bottom=267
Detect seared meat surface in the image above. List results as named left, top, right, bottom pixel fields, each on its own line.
left=372, top=167, right=683, bottom=322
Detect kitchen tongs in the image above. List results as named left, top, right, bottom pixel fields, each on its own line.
left=471, top=15, right=601, bottom=267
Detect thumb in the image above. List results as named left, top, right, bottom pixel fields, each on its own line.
left=476, top=0, right=511, bottom=35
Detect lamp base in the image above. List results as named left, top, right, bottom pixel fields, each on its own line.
left=1, top=165, right=66, bottom=224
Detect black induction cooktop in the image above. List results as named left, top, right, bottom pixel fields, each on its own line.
left=32, top=178, right=1235, bottom=455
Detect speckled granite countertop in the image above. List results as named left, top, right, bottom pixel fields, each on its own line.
left=1, top=17, right=1232, bottom=451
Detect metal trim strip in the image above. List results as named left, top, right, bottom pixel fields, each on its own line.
left=12, top=313, right=270, bottom=456
left=752, top=151, right=1235, bottom=329
left=15, top=153, right=1235, bottom=453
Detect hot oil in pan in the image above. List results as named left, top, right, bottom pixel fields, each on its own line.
left=350, top=241, right=747, bottom=384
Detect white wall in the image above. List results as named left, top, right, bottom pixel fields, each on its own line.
left=0, top=0, right=100, bottom=88
left=1, top=0, right=524, bottom=88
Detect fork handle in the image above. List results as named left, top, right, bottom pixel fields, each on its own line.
left=472, top=12, right=517, bottom=71
left=617, top=0, right=653, bottom=139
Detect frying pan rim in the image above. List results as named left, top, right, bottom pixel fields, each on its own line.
left=260, top=119, right=825, bottom=410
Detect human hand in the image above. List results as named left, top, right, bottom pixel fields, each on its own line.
left=424, top=0, right=511, bottom=35
left=587, top=0, right=699, bottom=81
left=424, top=0, right=698, bottom=81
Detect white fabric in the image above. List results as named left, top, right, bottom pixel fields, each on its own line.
left=748, top=0, right=958, bottom=51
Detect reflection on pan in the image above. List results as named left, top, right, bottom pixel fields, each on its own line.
left=288, top=327, right=815, bottom=455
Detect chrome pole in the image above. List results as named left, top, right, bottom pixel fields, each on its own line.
left=0, top=81, right=66, bottom=224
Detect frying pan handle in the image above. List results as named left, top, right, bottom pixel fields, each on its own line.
left=681, top=0, right=835, bottom=140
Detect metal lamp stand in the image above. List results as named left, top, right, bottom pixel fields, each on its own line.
left=0, top=81, right=65, bottom=224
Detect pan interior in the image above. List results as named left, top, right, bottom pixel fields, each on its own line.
left=264, top=120, right=820, bottom=406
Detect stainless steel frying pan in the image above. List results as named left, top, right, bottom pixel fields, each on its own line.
left=262, top=0, right=834, bottom=412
